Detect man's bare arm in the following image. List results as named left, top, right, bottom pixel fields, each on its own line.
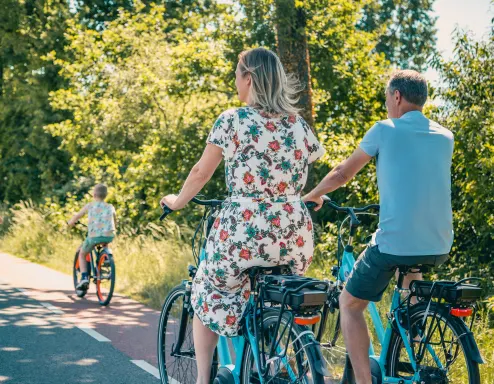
left=303, top=148, right=373, bottom=210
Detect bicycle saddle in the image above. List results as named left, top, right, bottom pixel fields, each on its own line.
left=397, top=264, right=435, bottom=274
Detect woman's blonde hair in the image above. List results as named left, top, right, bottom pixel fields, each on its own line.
left=238, top=48, right=301, bottom=115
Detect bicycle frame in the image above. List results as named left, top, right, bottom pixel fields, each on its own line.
left=338, top=244, right=441, bottom=384
left=85, top=245, right=110, bottom=282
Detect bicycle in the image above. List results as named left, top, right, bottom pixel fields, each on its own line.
left=72, top=223, right=116, bottom=306
left=157, top=197, right=335, bottom=384
left=315, top=195, right=484, bottom=384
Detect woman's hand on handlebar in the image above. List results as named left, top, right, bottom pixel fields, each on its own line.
left=302, top=193, right=324, bottom=211
left=160, top=194, right=181, bottom=211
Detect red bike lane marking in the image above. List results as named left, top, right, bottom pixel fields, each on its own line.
left=0, top=252, right=161, bottom=367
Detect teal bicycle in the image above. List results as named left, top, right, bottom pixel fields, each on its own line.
left=157, top=197, right=333, bottom=384
left=316, top=195, right=484, bottom=384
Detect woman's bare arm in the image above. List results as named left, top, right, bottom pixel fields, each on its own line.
left=160, top=144, right=223, bottom=210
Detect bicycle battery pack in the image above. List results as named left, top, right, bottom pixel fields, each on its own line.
left=410, top=280, right=482, bottom=305
left=262, top=275, right=327, bottom=310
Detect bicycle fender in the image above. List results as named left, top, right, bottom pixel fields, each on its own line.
left=458, top=328, right=484, bottom=364
left=307, top=342, right=331, bottom=377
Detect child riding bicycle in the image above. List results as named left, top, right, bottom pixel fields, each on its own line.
left=68, top=184, right=117, bottom=290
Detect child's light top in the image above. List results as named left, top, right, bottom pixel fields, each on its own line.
left=87, top=201, right=116, bottom=237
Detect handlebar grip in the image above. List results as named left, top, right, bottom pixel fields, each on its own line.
left=305, top=201, right=318, bottom=210
left=159, top=205, right=174, bottom=221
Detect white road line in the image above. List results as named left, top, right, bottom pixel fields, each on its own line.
left=78, top=327, right=111, bottom=342
left=40, top=302, right=64, bottom=315
left=130, top=360, right=161, bottom=380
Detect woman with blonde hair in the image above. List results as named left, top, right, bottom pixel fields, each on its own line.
left=160, top=47, right=325, bottom=383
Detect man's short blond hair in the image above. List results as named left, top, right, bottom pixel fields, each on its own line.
left=94, top=184, right=108, bottom=199
left=387, top=70, right=428, bottom=107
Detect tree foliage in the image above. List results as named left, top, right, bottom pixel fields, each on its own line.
left=432, top=29, right=494, bottom=280
left=358, top=0, right=437, bottom=70
left=0, top=0, right=72, bottom=203
left=46, top=4, right=232, bottom=225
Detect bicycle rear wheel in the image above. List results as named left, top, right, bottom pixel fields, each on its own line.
left=241, top=309, right=325, bottom=384
left=158, top=284, right=218, bottom=384
left=95, top=252, right=115, bottom=306
left=387, top=302, right=481, bottom=384
left=73, top=250, right=87, bottom=298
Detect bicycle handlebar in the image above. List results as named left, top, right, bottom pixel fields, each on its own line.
left=320, top=195, right=379, bottom=227
left=68, top=221, right=87, bottom=228
left=159, top=197, right=224, bottom=221
left=160, top=197, right=319, bottom=221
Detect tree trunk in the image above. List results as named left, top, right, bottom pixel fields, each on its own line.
left=275, top=0, right=314, bottom=128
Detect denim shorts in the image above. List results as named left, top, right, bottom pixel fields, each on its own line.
left=81, top=236, right=114, bottom=254
left=345, top=245, right=449, bottom=302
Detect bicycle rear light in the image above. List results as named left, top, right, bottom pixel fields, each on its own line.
left=450, top=307, right=473, bottom=317
left=294, top=314, right=321, bottom=325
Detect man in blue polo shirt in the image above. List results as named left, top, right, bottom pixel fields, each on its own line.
left=304, top=70, right=453, bottom=384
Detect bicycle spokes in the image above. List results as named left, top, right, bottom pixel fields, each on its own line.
left=392, top=310, right=473, bottom=383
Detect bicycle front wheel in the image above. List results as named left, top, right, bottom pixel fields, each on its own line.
left=158, top=284, right=218, bottom=384
left=95, top=252, right=115, bottom=306
left=241, top=309, right=325, bottom=384
left=387, top=302, right=480, bottom=384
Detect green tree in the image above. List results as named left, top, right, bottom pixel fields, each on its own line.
left=433, top=29, right=494, bottom=281
left=358, top=0, right=438, bottom=70
left=46, top=4, right=233, bottom=225
left=72, top=0, right=221, bottom=31
left=0, top=0, right=72, bottom=203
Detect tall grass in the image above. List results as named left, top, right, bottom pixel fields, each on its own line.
left=0, top=202, right=193, bottom=309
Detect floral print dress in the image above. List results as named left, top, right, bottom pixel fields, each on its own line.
left=191, top=107, right=325, bottom=336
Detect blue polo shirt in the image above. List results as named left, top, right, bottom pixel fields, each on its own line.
left=360, top=111, right=454, bottom=256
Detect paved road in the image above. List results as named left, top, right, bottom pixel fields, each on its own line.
left=0, top=252, right=161, bottom=383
